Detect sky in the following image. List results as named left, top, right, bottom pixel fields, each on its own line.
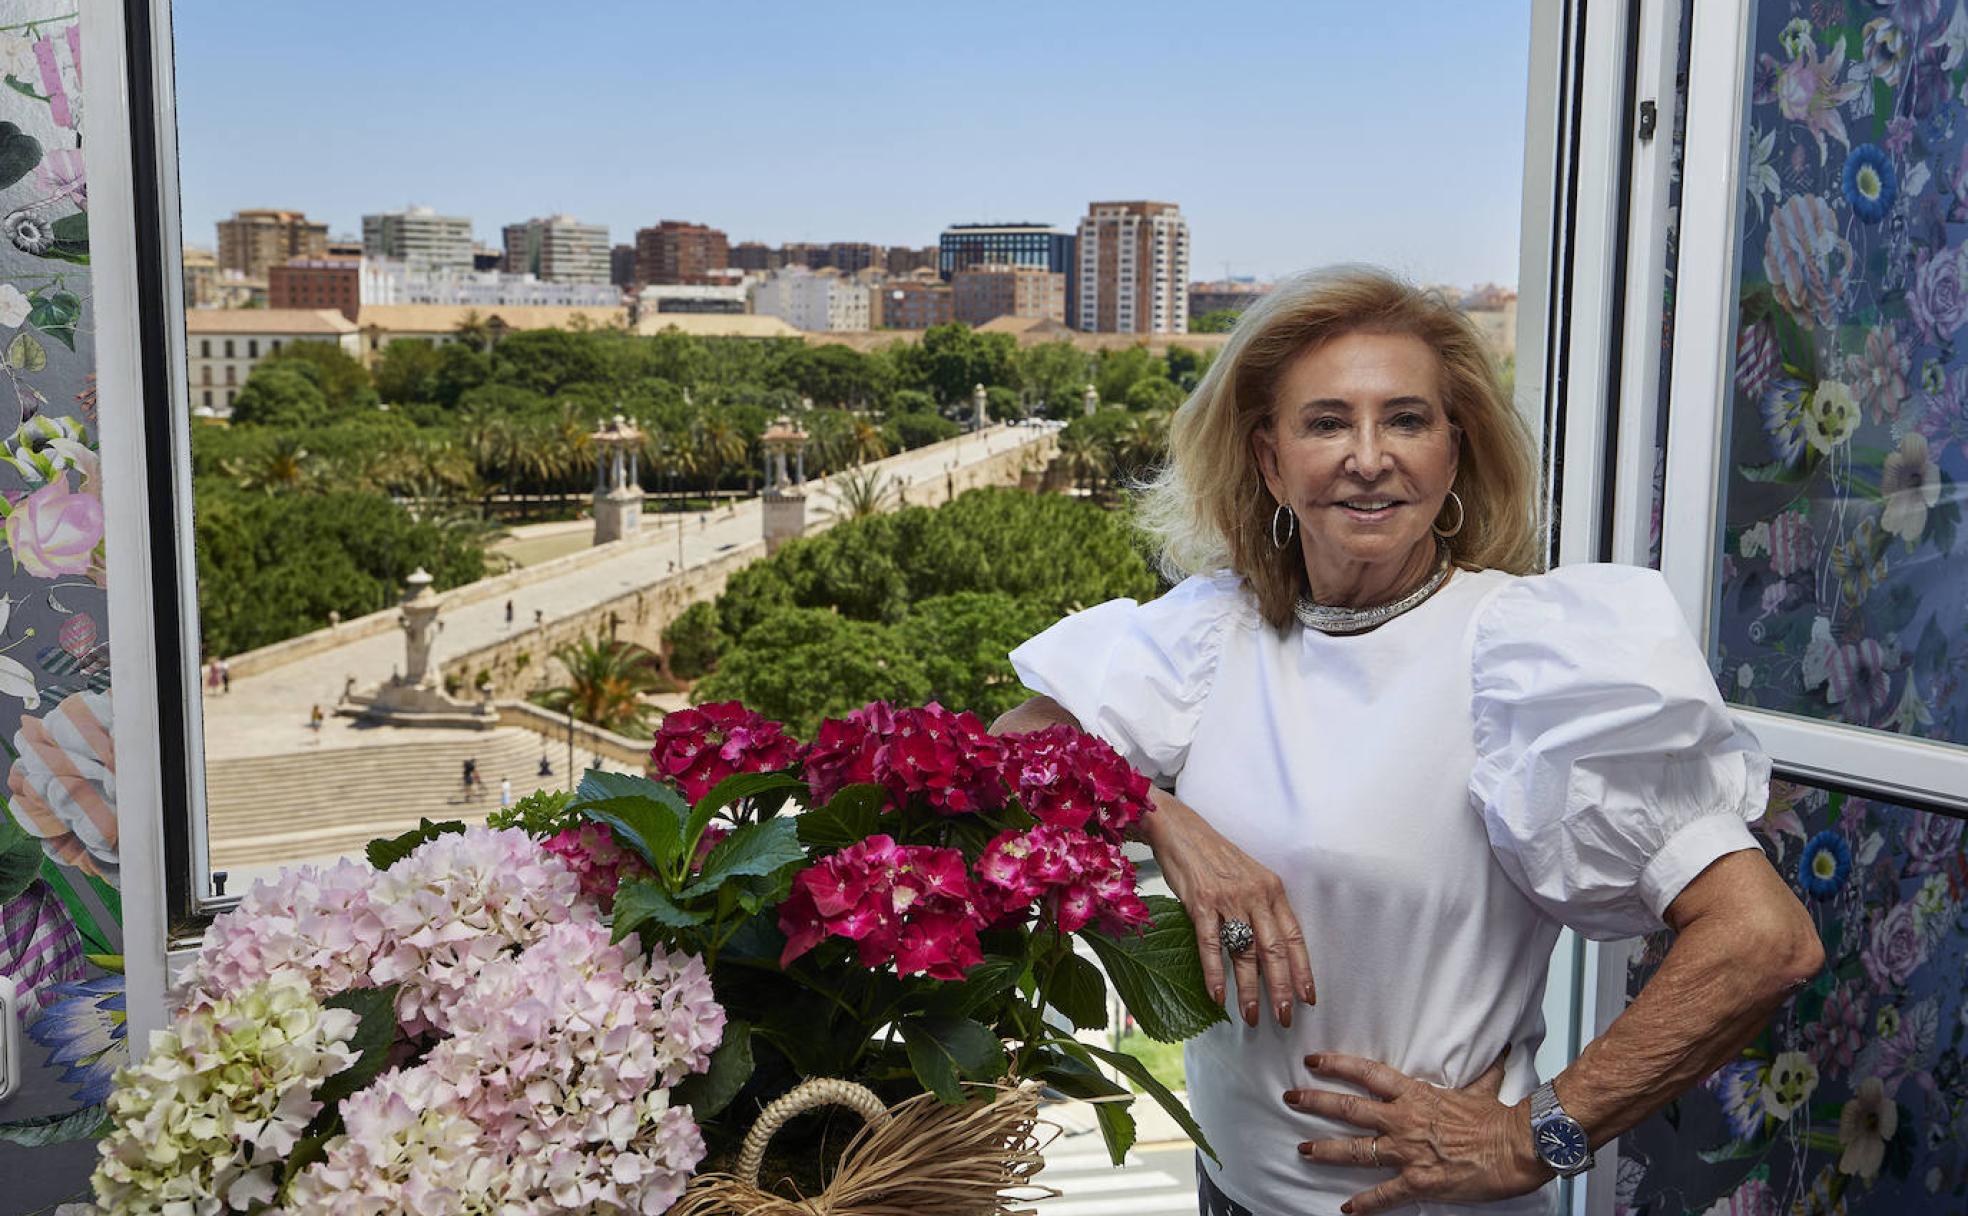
left=171, top=0, right=1532, bottom=288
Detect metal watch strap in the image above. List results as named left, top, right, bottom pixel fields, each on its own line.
left=1530, top=1081, right=1596, bottom=1177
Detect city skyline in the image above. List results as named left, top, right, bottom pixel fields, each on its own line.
left=172, top=1, right=1532, bottom=290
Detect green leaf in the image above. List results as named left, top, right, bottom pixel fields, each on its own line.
left=26, top=290, right=80, bottom=351
left=1093, top=1100, right=1138, bottom=1164
left=0, top=121, right=41, bottom=189
left=1033, top=1049, right=1140, bottom=1164
left=571, top=771, right=690, bottom=872
left=672, top=1021, right=754, bottom=1120
left=44, top=210, right=87, bottom=263
left=1736, top=459, right=1814, bottom=484
left=2, top=76, right=47, bottom=103
left=677, top=817, right=806, bottom=899
left=691, top=771, right=805, bottom=839
left=1080, top=895, right=1227, bottom=1043
left=795, top=783, right=887, bottom=851
left=0, top=1103, right=110, bottom=1146
left=37, top=858, right=110, bottom=957
left=315, top=984, right=401, bottom=1109
left=365, top=817, right=467, bottom=870
left=1043, top=949, right=1109, bottom=1032
left=0, top=804, right=41, bottom=904
left=6, top=331, right=46, bottom=373
left=283, top=1130, right=333, bottom=1184
left=899, top=1015, right=1008, bottom=1104
left=612, top=877, right=708, bottom=942
left=1058, top=1038, right=1216, bottom=1163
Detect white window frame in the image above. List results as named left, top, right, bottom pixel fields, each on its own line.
left=1659, top=0, right=1968, bottom=817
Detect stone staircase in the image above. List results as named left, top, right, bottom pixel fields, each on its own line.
left=205, top=727, right=638, bottom=872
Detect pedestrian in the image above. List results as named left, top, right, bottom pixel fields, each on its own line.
left=534, top=608, right=544, bottom=629
left=219, top=660, right=230, bottom=694
left=538, top=755, right=553, bottom=778
left=206, top=657, right=221, bottom=693
left=500, top=777, right=513, bottom=809
left=309, top=704, right=323, bottom=732
left=462, top=757, right=478, bottom=801
left=505, top=599, right=514, bottom=627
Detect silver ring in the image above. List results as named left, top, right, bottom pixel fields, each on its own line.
left=1219, top=918, right=1255, bottom=955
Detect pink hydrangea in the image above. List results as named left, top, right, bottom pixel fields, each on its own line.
left=541, top=822, right=654, bottom=912
left=175, top=858, right=387, bottom=1009
left=649, top=701, right=803, bottom=803
left=801, top=701, right=893, bottom=805
left=778, top=835, right=985, bottom=980
left=1002, top=724, right=1151, bottom=839
left=974, top=825, right=1152, bottom=936
left=291, top=921, right=720, bottom=1212
left=364, top=827, right=594, bottom=1036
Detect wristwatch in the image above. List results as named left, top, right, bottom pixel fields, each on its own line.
left=1529, top=1081, right=1595, bottom=1178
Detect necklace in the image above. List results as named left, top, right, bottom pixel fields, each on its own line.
left=1294, top=540, right=1455, bottom=635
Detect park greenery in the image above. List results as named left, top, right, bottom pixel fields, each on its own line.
left=664, top=487, right=1160, bottom=735
left=196, top=318, right=1211, bottom=657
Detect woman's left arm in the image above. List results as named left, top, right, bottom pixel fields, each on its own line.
left=1290, top=848, right=1823, bottom=1214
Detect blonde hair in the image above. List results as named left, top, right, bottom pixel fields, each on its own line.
left=1136, top=265, right=1544, bottom=629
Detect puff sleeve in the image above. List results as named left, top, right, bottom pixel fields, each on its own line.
left=1008, top=572, right=1247, bottom=783
left=1468, top=564, right=1770, bottom=939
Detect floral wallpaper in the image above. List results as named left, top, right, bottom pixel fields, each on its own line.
left=0, top=3, right=127, bottom=1211
left=1617, top=784, right=1968, bottom=1214
left=1713, top=0, right=1968, bottom=743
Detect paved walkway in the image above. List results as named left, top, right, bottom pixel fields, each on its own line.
left=200, top=426, right=1045, bottom=761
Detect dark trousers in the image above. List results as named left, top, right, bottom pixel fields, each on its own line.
left=1197, top=1153, right=1258, bottom=1216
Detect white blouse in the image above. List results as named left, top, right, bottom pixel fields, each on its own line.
left=1009, top=564, right=1769, bottom=1216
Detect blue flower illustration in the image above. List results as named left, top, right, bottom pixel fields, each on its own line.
left=27, top=972, right=126, bottom=1105
left=1842, top=144, right=1897, bottom=223
left=1797, top=829, right=1851, bottom=899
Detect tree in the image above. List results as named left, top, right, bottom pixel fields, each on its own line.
left=985, top=385, right=1024, bottom=422
left=662, top=601, right=723, bottom=681
left=1123, top=375, right=1183, bottom=412
left=536, top=637, right=668, bottom=735
left=226, top=434, right=316, bottom=494
left=1164, top=345, right=1212, bottom=391
left=1189, top=310, right=1241, bottom=334
left=691, top=607, right=930, bottom=738
left=894, top=592, right=1058, bottom=721
left=1013, top=341, right=1093, bottom=418
left=262, top=340, right=378, bottom=413
left=825, top=465, right=898, bottom=522
left=882, top=411, right=958, bottom=453
left=900, top=324, right=1018, bottom=405
left=1093, top=345, right=1161, bottom=406
left=229, top=364, right=331, bottom=428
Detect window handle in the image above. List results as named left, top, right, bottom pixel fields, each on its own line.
left=0, top=974, right=20, bottom=1103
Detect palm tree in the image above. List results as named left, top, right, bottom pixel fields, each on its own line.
left=825, top=465, right=897, bottom=522
left=1056, top=428, right=1105, bottom=499
left=848, top=416, right=889, bottom=466
left=453, top=310, right=494, bottom=354
left=536, top=637, right=667, bottom=735
left=228, top=435, right=315, bottom=494
left=692, top=416, right=746, bottom=495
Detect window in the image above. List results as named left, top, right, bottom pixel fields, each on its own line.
left=200, top=338, right=210, bottom=357
left=223, top=338, right=233, bottom=357
left=201, top=366, right=211, bottom=385
left=225, top=365, right=235, bottom=385
left=248, top=339, right=258, bottom=357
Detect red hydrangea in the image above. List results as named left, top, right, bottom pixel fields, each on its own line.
left=1003, top=725, right=1152, bottom=839
left=778, top=835, right=986, bottom=981
left=802, top=701, right=894, bottom=805
left=973, top=824, right=1152, bottom=936
left=649, top=701, right=803, bottom=803
left=540, top=822, right=654, bottom=913
left=804, top=702, right=1008, bottom=816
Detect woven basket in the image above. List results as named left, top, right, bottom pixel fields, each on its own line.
left=670, top=1077, right=1058, bottom=1216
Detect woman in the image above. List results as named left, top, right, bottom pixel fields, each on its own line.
left=995, top=267, right=1821, bottom=1215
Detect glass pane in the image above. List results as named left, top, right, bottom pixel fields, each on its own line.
left=1714, top=0, right=1968, bottom=749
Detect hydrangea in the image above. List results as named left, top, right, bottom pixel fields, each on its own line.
left=289, top=921, right=719, bottom=1213
left=541, top=821, right=654, bottom=913
left=801, top=701, right=893, bottom=805
left=94, top=973, right=362, bottom=1213
left=1002, top=724, right=1151, bottom=839
left=875, top=703, right=1007, bottom=815
left=175, top=858, right=387, bottom=1009
left=649, top=701, right=803, bottom=803
left=365, top=827, right=593, bottom=1035
left=973, top=824, right=1153, bottom=935
left=778, top=835, right=986, bottom=980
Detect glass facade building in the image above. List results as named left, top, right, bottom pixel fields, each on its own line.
left=938, top=223, right=1077, bottom=323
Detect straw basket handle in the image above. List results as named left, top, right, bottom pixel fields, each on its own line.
left=736, top=1077, right=894, bottom=1188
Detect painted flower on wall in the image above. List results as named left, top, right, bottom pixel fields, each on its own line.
left=1766, top=195, right=1854, bottom=325
left=1774, top=37, right=1862, bottom=161
left=0, top=877, right=83, bottom=1014
left=1878, top=432, right=1940, bottom=547
left=9, top=689, right=115, bottom=885
left=26, top=971, right=125, bottom=1105
left=3, top=473, right=102, bottom=579
left=1843, top=144, right=1899, bottom=221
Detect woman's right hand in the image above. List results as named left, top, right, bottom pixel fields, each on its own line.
left=1143, top=787, right=1316, bottom=1029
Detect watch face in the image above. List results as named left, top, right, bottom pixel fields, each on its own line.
left=1536, top=1117, right=1590, bottom=1172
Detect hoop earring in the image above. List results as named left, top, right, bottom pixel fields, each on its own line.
left=1433, top=490, right=1465, bottom=539
left=1270, top=502, right=1297, bottom=549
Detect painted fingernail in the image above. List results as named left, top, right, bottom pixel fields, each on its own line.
left=1243, top=1001, right=1259, bottom=1026
left=1211, top=985, right=1225, bottom=1005
left=1341, top=1205, right=1355, bottom=1215
left=1305, top=1053, right=1323, bottom=1069
left=1282, top=1089, right=1297, bottom=1105
left=1276, top=1001, right=1292, bottom=1028
left=1304, top=981, right=1318, bottom=1006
